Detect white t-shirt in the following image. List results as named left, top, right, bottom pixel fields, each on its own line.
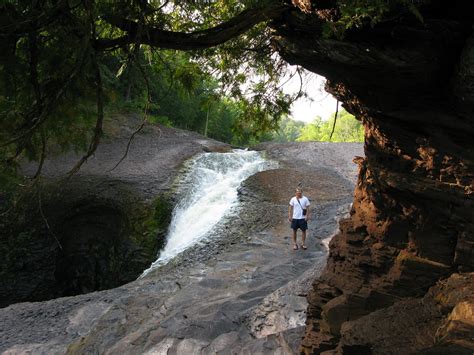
left=289, top=196, right=310, bottom=219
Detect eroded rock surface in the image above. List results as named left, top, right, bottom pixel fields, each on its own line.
left=0, top=116, right=231, bottom=307
left=270, top=1, right=474, bottom=353
left=338, top=272, right=474, bottom=354
left=0, top=141, right=362, bottom=354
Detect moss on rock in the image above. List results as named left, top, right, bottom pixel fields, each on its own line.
left=0, top=178, right=174, bottom=307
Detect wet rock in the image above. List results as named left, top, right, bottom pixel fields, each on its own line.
left=0, top=137, right=363, bottom=354
left=1, top=118, right=231, bottom=307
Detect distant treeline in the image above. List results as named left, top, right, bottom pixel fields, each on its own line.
left=271, top=110, right=364, bottom=143
left=102, top=50, right=259, bottom=147
left=101, top=50, right=363, bottom=145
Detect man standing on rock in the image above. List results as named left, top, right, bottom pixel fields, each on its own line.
left=288, top=187, right=310, bottom=250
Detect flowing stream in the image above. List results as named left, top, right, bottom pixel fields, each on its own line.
left=141, top=149, right=274, bottom=276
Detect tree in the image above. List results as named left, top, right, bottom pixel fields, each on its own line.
left=325, top=110, right=364, bottom=142
left=272, top=116, right=306, bottom=142
left=0, top=1, right=295, bottom=184
left=296, top=110, right=364, bottom=142
left=296, top=117, right=324, bottom=142
left=0, top=1, right=295, bottom=175
left=2, top=2, right=473, bottom=353
left=0, top=0, right=440, bottom=182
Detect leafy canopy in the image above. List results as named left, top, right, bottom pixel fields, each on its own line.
left=0, top=0, right=425, bottom=188
left=271, top=110, right=364, bottom=143
left=296, top=110, right=364, bottom=142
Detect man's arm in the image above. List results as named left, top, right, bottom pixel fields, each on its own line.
left=305, top=205, right=310, bottom=221
left=288, top=205, right=293, bottom=222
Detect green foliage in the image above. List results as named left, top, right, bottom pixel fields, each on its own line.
left=147, top=115, right=173, bottom=127
left=265, top=109, right=364, bottom=143
left=0, top=0, right=292, bottom=179
left=2, top=0, right=398, bottom=188
left=0, top=164, right=21, bottom=194
left=296, top=110, right=364, bottom=142
left=296, top=117, right=325, bottom=142
left=135, top=195, right=173, bottom=257
left=272, top=116, right=306, bottom=143
left=326, top=0, right=426, bottom=38
left=110, top=48, right=261, bottom=144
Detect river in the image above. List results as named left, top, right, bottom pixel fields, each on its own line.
left=141, top=150, right=275, bottom=276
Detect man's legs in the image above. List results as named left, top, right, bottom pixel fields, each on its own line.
left=300, top=218, right=308, bottom=249
left=292, top=229, right=298, bottom=249
left=301, top=230, right=307, bottom=249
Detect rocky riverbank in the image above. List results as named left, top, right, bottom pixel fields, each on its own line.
left=0, top=115, right=231, bottom=307
left=0, top=119, right=364, bottom=353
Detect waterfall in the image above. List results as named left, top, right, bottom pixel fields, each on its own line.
left=141, top=149, right=274, bottom=276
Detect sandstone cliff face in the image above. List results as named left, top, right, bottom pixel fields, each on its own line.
left=337, top=273, right=474, bottom=354
left=272, top=1, right=474, bottom=352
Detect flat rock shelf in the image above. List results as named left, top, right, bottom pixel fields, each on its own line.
left=0, top=124, right=363, bottom=354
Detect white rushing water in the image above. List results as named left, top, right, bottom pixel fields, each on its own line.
left=141, top=149, right=273, bottom=276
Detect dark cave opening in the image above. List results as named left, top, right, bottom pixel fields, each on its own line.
left=54, top=204, right=129, bottom=297
left=0, top=192, right=169, bottom=308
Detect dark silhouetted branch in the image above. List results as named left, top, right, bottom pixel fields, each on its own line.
left=96, top=5, right=287, bottom=51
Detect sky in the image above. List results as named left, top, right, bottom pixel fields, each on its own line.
left=281, top=67, right=339, bottom=123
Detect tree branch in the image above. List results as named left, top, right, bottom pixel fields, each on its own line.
left=109, top=53, right=156, bottom=172
left=32, top=129, right=46, bottom=179
left=329, top=100, right=339, bottom=141
left=1, top=40, right=90, bottom=148
left=67, top=51, right=104, bottom=176
left=96, top=5, right=287, bottom=51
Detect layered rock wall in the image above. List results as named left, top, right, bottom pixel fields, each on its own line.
left=273, top=1, right=474, bottom=352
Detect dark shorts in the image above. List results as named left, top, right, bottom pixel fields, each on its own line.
left=291, top=218, right=308, bottom=231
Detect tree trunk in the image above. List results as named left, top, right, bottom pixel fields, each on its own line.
left=204, top=105, right=210, bottom=137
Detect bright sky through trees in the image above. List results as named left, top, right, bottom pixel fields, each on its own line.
left=281, top=68, right=339, bottom=123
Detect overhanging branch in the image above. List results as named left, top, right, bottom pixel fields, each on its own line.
left=96, top=5, right=287, bottom=51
